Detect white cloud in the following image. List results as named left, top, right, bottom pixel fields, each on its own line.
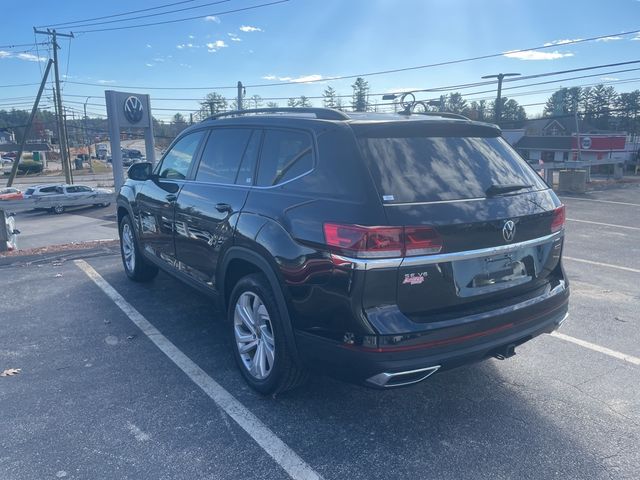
left=601, top=76, right=619, bottom=81
left=176, top=44, right=185, bottom=49
left=228, top=33, right=242, bottom=42
left=289, top=74, right=323, bottom=83
left=633, top=33, right=640, bottom=41
left=153, top=57, right=165, bottom=62
left=145, top=63, right=154, bottom=67
left=98, top=79, right=116, bottom=84
left=16, top=52, right=46, bottom=62
left=206, top=40, right=228, bottom=52
left=503, top=50, right=574, bottom=60
left=239, top=25, right=262, bottom=32
left=596, top=36, right=622, bottom=42
left=188, top=35, right=195, bottom=39
left=0, top=50, right=11, bottom=59
left=205, top=15, right=220, bottom=23
left=146, top=44, right=152, bottom=48
left=543, top=38, right=582, bottom=46
left=262, top=74, right=324, bottom=83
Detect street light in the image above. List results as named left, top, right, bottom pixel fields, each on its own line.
left=481, top=72, right=521, bottom=124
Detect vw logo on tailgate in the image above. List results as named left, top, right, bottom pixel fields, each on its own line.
left=123, top=96, right=144, bottom=124
left=502, top=220, right=516, bottom=243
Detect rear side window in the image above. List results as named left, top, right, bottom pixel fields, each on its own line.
left=196, top=128, right=253, bottom=185
left=24, top=188, right=35, bottom=195
left=40, top=186, right=58, bottom=193
left=158, top=131, right=205, bottom=179
left=256, top=130, right=313, bottom=187
left=357, top=135, right=547, bottom=203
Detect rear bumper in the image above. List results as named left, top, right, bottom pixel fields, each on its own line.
left=295, top=284, right=569, bottom=388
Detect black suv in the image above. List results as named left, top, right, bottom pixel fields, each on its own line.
left=117, top=108, right=569, bottom=394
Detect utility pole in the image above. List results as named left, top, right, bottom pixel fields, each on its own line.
left=34, top=28, right=74, bottom=184
left=237, top=81, right=245, bottom=110
left=481, top=72, right=520, bottom=124
left=84, top=96, right=93, bottom=173
left=6, top=59, right=53, bottom=187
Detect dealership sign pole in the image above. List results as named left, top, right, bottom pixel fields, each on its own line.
left=105, top=91, right=156, bottom=191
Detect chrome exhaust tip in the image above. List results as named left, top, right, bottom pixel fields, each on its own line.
left=366, top=365, right=441, bottom=388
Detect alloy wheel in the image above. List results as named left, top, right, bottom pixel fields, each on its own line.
left=121, top=222, right=136, bottom=273
left=233, top=291, right=276, bottom=380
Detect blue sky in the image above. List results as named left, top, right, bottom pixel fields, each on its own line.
left=2, top=0, right=640, bottom=121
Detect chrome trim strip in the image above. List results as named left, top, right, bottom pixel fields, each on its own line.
left=333, top=231, right=563, bottom=270
left=401, top=231, right=563, bottom=267
left=384, top=197, right=486, bottom=206
left=366, top=365, right=441, bottom=388
left=383, top=188, right=551, bottom=206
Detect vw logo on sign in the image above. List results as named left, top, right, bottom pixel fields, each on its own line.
left=123, top=96, right=144, bottom=124
left=502, top=220, right=516, bottom=243
left=580, top=136, right=592, bottom=150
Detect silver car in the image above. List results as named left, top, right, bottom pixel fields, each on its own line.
left=35, top=184, right=114, bottom=214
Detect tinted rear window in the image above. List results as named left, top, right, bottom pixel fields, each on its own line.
left=25, top=188, right=35, bottom=195
left=357, top=135, right=547, bottom=203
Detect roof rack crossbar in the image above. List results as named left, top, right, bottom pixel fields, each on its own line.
left=207, top=107, right=350, bottom=121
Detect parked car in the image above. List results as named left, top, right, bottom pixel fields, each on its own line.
left=22, top=184, right=63, bottom=200
left=116, top=107, right=569, bottom=394
left=0, top=187, right=23, bottom=201
left=36, top=184, right=113, bottom=214
left=2, top=211, right=19, bottom=251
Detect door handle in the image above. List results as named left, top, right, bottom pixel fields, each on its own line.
left=166, top=193, right=177, bottom=203
left=215, top=203, right=232, bottom=213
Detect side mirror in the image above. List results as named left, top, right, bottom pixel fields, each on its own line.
left=127, top=162, right=153, bottom=181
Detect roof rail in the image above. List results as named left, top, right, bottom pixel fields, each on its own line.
left=404, top=111, right=471, bottom=121
left=207, top=107, right=350, bottom=121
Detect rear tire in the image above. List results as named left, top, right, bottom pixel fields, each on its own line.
left=119, top=214, right=158, bottom=282
left=52, top=204, right=65, bottom=214
left=228, top=274, right=307, bottom=395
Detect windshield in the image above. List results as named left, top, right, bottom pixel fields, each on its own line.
left=357, top=135, right=547, bottom=204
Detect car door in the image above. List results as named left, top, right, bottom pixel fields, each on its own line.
left=174, top=128, right=260, bottom=289
left=136, top=130, right=206, bottom=265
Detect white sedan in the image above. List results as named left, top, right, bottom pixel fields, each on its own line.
left=35, top=184, right=114, bottom=214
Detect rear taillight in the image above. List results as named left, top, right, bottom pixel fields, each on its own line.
left=551, top=205, right=566, bottom=232
left=323, top=224, right=442, bottom=259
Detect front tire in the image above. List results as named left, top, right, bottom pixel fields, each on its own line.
left=229, top=274, right=307, bottom=395
left=119, top=214, right=158, bottom=282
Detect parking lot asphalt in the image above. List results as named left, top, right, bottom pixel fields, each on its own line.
left=11, top=205, right=117, bottom=250
left=1, top=184, right=639, bottom=480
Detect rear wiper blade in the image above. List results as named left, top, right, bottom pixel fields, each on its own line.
left=485, top=183, right=532, bottom=197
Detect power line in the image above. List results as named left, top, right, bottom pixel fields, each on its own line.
left=74, top=0, right=289, bottom=34
left=38, top=0, right=200, bottom=28
left=52, top=0, right=234, bottom=30
left=50, top=0, right=233, bottom=33
left=62, top=29, right=640, bottom=90
left=0, top=41, right=48, bottom=49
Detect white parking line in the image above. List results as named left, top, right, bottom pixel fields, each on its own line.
left=566, top=218, right=640, bottom=231
left=551, top=332, right=640, bottom=366
left=561, top=196, right=640, bottom=207
left=563, top=256, right=640, bottom=274
left=74, top=259, right=323, bottom=480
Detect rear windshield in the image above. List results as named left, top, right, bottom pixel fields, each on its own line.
left=357, top=135, right=547, bottom=203
left=25, top=188, right=35, bottom=195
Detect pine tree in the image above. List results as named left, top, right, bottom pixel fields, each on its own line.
left=351, top=77, right=370, bottom=112
left=201, top=92, right=227, bottom=115
left=322, top=86, right=338, bottom=108
left=287, top=98, right=298, bottom=108
left=298, top=96, right=312, bottom=107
